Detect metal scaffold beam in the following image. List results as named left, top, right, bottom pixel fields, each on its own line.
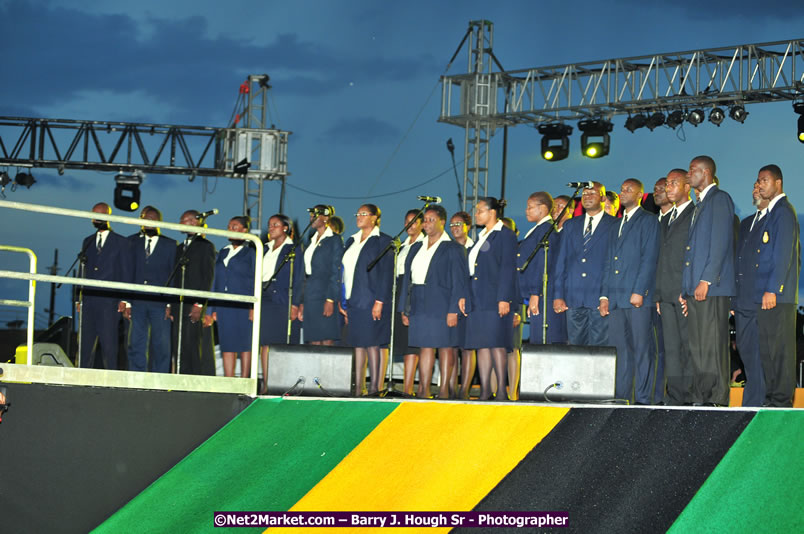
left=441, top=37, right=804, bottom=127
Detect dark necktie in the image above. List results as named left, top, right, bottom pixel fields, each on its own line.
left=619, top=214, right=629, bottom=238
left=668, top=207, right=677, bottom=225
left=583, top=216, right=592, bottom=251
left=96, top=233, right=103, bottom=253
left=145, top=237, right=153, bottom=258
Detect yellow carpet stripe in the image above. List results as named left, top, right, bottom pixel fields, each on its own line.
left=269, top=402, right=568, bottom=533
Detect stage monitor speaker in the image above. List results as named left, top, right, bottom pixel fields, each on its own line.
left=14, top=342, right=75, bottom=367
left=520, top=344, right=615, bottom=402
left=267, top=344, right=354, bottom=397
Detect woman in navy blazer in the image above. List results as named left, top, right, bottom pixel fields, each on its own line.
left=400, top=205, right=469, bottom=398
left=299, top=205, right=344, bottom=345
left=207, top=216, right=256, bottom=377
left=341, top=204, right=393, bottom=395
left=259, top=214, right=303, bottom=393
left=464, top=197, right=518, bottom=400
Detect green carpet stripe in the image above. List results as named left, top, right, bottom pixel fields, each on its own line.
left=669, top=410, right=804, bottom=533
left=94, top=398, right=399, bottom=534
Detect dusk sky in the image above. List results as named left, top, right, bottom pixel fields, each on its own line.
left=1, top=0, right=803, bottom=327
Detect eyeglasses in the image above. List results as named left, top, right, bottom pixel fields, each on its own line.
left=354, top=212, right=371, bottom=217
left=449, top=222, right=464, bottom=227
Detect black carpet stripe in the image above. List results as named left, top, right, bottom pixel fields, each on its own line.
left=457, top=408, right=754, bottom=534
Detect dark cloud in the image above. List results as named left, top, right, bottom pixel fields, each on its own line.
left=0, top=1, right=440, bottom=123
left=320, top=117, right=400, bottom=145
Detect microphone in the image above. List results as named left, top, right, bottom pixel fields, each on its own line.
left=195, top=209, right=219, bottom=219
left=307, top=207, right=331, bottom=216
left=567, top=181, right=595, bottom=188
left=417, top=195, right=442, bottom=203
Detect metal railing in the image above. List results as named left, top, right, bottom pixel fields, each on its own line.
left=0, top=199, right=263, bottom=395
left=0, top=245, right=37, bottom=361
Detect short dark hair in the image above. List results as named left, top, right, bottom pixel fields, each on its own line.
left=528, top=191, right=554, bottom=213
left=605, top=191, right=619, bottom=203
left=141, top=205, right=162, bottom=220
left=406, top=209, right=423, bottom=223
left=692, top=155, right=717, bottom=176
left=624, top=178, right=644, bottom=194
left=759, top=164, right=783, bottom=183
left=425, top=204, right=447, bottom=222
left=451, top=211, right=472, bottom=226
left=478, top=196, right=507, bottom=217
left=231, top=215, right=250, bottom=228
left=362, top=204, right=381, bottom=226
left=269, top=213, right=293, bottom=237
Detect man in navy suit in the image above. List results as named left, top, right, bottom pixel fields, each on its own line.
left=518, top=192, right=562, bottom=344
left=599, top=179, right=660, bottom=404
left=755, top=164, right=800, bottom=407
left=78, top=202, right=132, bottom=369
left=553, top=182, right=617, bottom=346
left=656, top=169, right=696, bottom=405
left=682, top=155, right=736, bottom=406
left=125, top=206, right=176, bottom=373
left=733, top=181, right=768, bottom=406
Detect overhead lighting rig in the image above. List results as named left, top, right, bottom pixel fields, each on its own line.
left=687, top=109, right=705, bottom=126
left=578, top=119, right=612, bottom=158
left=646, top=112, right=665, bottom=130
left=794, top=102, right=804, bottom=143
left=666, top=110, right=685, bottom=129
left=729, top=104, right=748, bottom=123
left=114, top=170, right=144, bottom=212
left=624, top=113, right=647, bottom=133
left=709, top=107, right=725, bottom=126
left=538, top=123, right=573, bottom=161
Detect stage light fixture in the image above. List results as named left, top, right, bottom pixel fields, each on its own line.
left=666, top=110, right=685, bottom=129
left=233, top=158, right=251, bottom=175
left=538, top=123, right=573, bottom=162
left=15, top=171, right=36, bottom=188
left=729, top=105, right=748, bottom=123
left=0, top=171, right=11, bottom=188
left=687, top=109, right=705, bottom=126
left=578, top=118, right=612, bottom=159
left=114, top=171, right=143, bottom=212
left=646, top=112, right=665, bottom=131
left=624, top=113, right=647, bottom=133
left=709, top=107, right=725, bottom=126
left=795, top=102, right=804, bottom=143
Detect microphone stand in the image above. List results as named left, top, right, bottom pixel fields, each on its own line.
left=166, top=235, right=195, bottom=374
left=367, top=200, right=431, bottom=397
left=264, top=217, right=316, bottom=344
left=518, top=183, right=584, bottom=343
left=75, top=245, right=89, bottom=367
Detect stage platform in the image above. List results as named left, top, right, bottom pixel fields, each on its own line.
left=3, top=383, right=803, bottom=533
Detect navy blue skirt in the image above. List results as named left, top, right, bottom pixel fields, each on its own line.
left=346, top=304, right=391, bottom=348
left=463, top=310, right=513, bottom=351
left=302, top=296, right=341, bottom=342
left=260, top=300, right=289, bottom=345
left=216, top=303, right=252, bottom=352
left=408, top=285, right=458, bottom=348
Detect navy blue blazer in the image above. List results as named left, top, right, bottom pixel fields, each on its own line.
left=343, top=232, right=393, bottom=309
left=733, top=213, right=765, bottom=310
left=755, top=196, right=800, bottom=304
left=210, top=245, right=256, bottom=314
left=81, top=230, right=132, bottom=299
left=468, top=225, right=518, bottom=310
left=601, top=207, right=660, bottom=309
left=262, top=240, right=304, bottom=305
left=129, top=234, right=177, bottom=290
left=682, top=185, right=736, bottom=297
left=554, top=213, right=618, bottom=309
left=400, top=239, right=469, bottom=316
left=301, top=233, right=344, bottom=305
left=517, top=220, right=559, bottom=301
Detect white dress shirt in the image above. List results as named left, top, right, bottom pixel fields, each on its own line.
left=342, top=227, right=380, bottom=300
left=221, top=244, right=243, bottom=267
left=304, top=227, right=334, bottom=276
left=262, top=238, right=293, bottom=281
left=468, top=220, right=503, bottom=276
left=523, top=215, right=553, bottom=240
left=410, top=231, right=452, bottom=284
left=397, top=232, right=425, bottom=276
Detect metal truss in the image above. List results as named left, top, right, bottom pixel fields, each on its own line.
left=440, top=37, right=804, bottom=127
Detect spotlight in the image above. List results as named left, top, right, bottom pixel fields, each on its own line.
left=794, top=102, right=804, bottom=143
left=538, top=123, right=573, bottom=162
left=624, top=113, right=647, bottom=133
left=709, top=107, right=725, bottom=126
left=666, top=110, right=685, bottom=129
left=15, top=171, right=36, bottom=188
left=646, top=112, right=666, bottom=131
left=729, top=105, right=748, bottom=123
left=0, top=171, right=11, bottom=188
left=687, top=109, right=705, bottom=126
left=233, top=158, right=251, bottom=175
left=114, top=171, right=143, bottom=212
left=578, top=119, right=612, bottom=159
